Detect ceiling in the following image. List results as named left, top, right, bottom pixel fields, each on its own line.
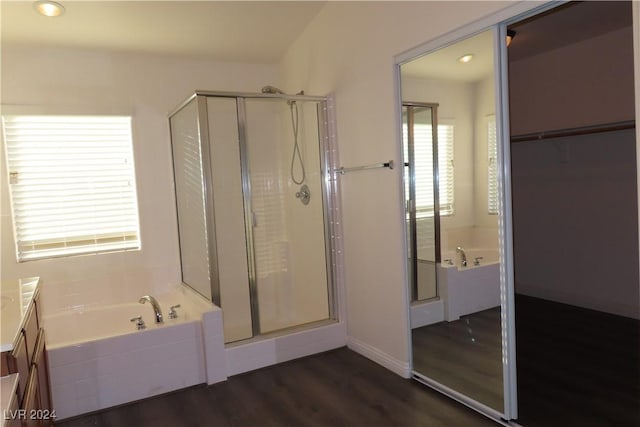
left=401, top=29, right=494, bottom=83
left=3, top=1, right=633, bottom=72
left=508, top=1, right=633, bottom=62
left=0, top=1, right=326, bottom=63
left=401, top=1, right=633, bottom=83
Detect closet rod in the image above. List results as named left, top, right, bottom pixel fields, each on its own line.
left=511, top=120, right=636, bottom=143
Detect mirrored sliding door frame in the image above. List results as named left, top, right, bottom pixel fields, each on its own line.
left=395, top=3, right=560, bottom=421
left=396, top=2, right=573, bottom=423
left=397, top=29, right=514, bottom=422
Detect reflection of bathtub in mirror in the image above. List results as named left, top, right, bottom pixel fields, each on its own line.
left=439, top=248, right=500, bottom=321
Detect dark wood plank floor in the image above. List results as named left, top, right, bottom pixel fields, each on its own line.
left=515, top=294, right=640, bottom=427
left=55, top=347, right=498, bottom=427
left=412, top=308, right=504, bottom=412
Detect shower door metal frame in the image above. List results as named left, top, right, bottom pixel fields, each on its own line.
left=236, top=97, right=261, bottom=336
left=196, top=95, right=223, bottom=306
left=403, top=102, right=442, bottom=302
left=317, top=100, right=338, bottom=322
left=171, top=91, right=338, bottom=340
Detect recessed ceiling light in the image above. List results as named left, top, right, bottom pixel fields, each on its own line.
left=33, top=1, right=65, bottom=17
left=457, top=54, right=474, bottom=64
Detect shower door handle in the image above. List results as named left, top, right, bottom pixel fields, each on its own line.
left=252, top=211, right=258, bottom=227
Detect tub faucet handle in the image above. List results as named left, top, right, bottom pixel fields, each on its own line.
left=130, top=316, right=146, bottom=330
left=169, top=304, right=181, bottom=319
left=473, top=256, right=484, bottom=266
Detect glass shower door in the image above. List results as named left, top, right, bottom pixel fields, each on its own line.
left=170, top=97, right=215, bottom=302
left=243, top=98, right=331, bottom=334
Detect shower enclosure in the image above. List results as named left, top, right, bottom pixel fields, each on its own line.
left=169, top=91, right=337, bottom=343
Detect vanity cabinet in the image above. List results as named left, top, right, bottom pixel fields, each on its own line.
left=7, top=332, right=29, bottom=406
left=21, top=369, right=41, bottom=427
left=32, top=330, right=52, bottom=414
left=0, top=278, right=53, bottom=426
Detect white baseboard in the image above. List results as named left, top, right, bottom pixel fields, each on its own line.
left=347, top=336, right=411, bottom=378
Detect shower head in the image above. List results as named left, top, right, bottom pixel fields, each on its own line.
left=261, top=85, right=286, bottom=95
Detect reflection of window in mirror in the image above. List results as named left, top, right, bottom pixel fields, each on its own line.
left=402, top=120, right=455, bottom=216
left=486, top=114, right=498, bottom=214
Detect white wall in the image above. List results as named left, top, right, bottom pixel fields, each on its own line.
left=1, top=45, right=278, bottom=313
left=511, top=130, right=639, bottom=319
left=401, top=73, right=499, bottom=256
left=473, top=75, right=499, bottom=230
left=279, top=1, right=518, bottom=372
left=402, top=76, right=475, bottom=231
left=508, top=19, right=639, bottom=319
left=509, top=26, right=635, bottom=135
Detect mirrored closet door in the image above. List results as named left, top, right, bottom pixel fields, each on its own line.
left=399, top=27, right=514, bottom=420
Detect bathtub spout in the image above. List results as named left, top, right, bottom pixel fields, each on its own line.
left=139, top=295, right=163, bottom=324
left=456, top=246, right=467, bottom=267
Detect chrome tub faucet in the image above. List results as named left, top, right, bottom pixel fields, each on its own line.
left=456, top=246, right=467, bottom=267
left=139, top=295, right=163, bottom=324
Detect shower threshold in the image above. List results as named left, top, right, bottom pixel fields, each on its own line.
left=225, top=318, right=340, bottom=347
left=224, top=319, right=346, bottom=376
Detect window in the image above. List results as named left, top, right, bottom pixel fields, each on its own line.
left=487, top=115, right=498, bottom=214
left=2, top=115, right=141, bottom=261
left=403, top=121, right=455, bottom=217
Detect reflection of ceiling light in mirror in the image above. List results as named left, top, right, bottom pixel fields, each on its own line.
left=34, top=1, right=65, bottom=17
left=457, top=54, right=474, bottom=64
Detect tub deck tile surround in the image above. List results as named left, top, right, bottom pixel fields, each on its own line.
left=44, top=286, right=225, bottom=420
left=48, top=321, right=207, bottom=420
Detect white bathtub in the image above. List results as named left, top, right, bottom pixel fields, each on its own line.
left=442, top=247, right=499, bottom=267
left=439, top=248, right=501, bottom=321
left=43, top=286, right=226, bottom=420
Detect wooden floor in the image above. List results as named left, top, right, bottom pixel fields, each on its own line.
left=412, top=307, right=504, bottom=412
left=55, top=347, right=498, bottom=427
left=515, top=295, right=640, bottom=427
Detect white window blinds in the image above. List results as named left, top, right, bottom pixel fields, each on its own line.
left=2, top=115, right=141, bottom=261
left=487, top=115, right=499, bottom=215
left=403, top=122, right=455, bottom=217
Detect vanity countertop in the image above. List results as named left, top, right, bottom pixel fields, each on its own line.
left=0, top=277, right=40, bottom=352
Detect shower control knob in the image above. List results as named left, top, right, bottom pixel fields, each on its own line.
left=295, top=184, right=311, bottom=205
